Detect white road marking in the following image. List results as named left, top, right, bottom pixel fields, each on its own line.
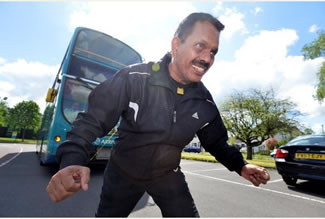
left=268, top=179, right=283, bottom=184
left=184, top=170, right=325, bottom=205
left=0, top=146, right=23, bottom=168
left=180, top=162, right=199, bottom=166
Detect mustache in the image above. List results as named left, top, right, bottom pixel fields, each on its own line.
left=192, top=60, right=210, bottom=69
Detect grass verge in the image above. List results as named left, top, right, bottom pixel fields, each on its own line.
left=181, top=152, right=275, bottom=169
left=0, top=137, right=276, bottom=169
left=0, top=137, right=37, bottom=144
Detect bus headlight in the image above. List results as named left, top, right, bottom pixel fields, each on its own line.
left=54, top=136, right=61, bottom=142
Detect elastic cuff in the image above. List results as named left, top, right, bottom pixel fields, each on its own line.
left=234, top=160, right=248, bottom=176
left=59, top=153, right=88, bottom=169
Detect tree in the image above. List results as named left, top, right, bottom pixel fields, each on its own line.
left=7, top=100, right=41, bottom=142
left=303, top=127, right=314, bottom=135
left=0, top=101, right=9, bottom=127
left=302, top=30, right=325, bottom=102
left=220, top=88, right=299, bottom=160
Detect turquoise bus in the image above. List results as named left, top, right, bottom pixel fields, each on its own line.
left=36, top=27, right=142, bottom=165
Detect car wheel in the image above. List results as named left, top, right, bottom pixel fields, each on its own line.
left=282, top=176, right=297, bottom=186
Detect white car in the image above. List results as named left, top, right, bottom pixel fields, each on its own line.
left=240, top=147, right=247, bottom=153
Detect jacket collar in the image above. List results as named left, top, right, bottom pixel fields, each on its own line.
left=149, top=52, right=173, bottom=90
left=149, top=52, right=209, bottom=100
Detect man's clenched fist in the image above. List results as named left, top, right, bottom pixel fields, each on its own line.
left=46, top=165, right=90, bottom=203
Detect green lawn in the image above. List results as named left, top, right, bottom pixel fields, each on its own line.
left=0, top=137, right=37, bottom=144
left=181, top=151, right=275, bottom=169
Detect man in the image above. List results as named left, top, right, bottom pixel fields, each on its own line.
left=47, top=12, right=270, bottom=217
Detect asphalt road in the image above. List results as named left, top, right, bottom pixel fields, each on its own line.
left=0, top=143, right=325, bottom=217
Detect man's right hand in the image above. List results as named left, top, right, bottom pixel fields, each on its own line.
left=46, top=165, right=90, bottom=203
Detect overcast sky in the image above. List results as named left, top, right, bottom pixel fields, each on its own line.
left=0, top=1, right=324, bottom=134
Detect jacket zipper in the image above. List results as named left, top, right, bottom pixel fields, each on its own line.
left=173, top=110, right=177, bottom=123
left=173, top=97, right=209, bottom=124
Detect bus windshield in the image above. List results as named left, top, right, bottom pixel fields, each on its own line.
left=62, top=78, right=95, bottom=123
left=68, top=29, right=142, bottom=82
left=63, top=28, right=142, bottom=123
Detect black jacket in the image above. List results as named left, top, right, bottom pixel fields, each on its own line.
left=57, top=53, right=246, bottom=180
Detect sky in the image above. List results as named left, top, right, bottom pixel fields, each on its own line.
left=0, top=1, right=324, bottom=134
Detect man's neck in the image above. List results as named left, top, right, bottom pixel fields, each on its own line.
left=168, top=62, right=189, bottom=85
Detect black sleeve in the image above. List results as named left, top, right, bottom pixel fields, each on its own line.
left=56, top=68, right=130, bottom=169
left=197, top=112, right=247, bottom=175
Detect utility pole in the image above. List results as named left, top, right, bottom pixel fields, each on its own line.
left=322, top=124, right=324, bottom=135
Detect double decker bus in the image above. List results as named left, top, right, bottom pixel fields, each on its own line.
left=36, top=27, right=142, bottom=165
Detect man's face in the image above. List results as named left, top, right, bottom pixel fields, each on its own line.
left=170, top=21, right=219, bottom=84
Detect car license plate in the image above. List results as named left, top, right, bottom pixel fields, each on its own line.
left=96, top=148, right=111, bottom=160
left=295, top=153, right=325, bottom=160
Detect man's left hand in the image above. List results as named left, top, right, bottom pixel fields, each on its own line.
left=241, top=164, right=270, bottom=186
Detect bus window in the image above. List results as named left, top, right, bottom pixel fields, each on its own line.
left=62, top=78, right=94, bottom=123
left=69, top=55, right=116, bottom=83
left=68, top=29, right=142, bottom=83
left=74, top=29, right=141, bottom=68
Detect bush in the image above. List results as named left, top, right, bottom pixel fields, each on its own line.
left=266, top=137, right=278, bottom=150
left=276, top=139, right=289, bottom=148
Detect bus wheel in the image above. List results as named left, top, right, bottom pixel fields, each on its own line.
left=39, top=154, right=47, bottom=166
left=40, top=160, right=46, bottom=166
left=36, top=137, right=44, bottom=155
left=39, top=144, right=46, bottom=166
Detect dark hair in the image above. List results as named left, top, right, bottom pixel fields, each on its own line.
left=174, top=12, right=225, bottom=42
